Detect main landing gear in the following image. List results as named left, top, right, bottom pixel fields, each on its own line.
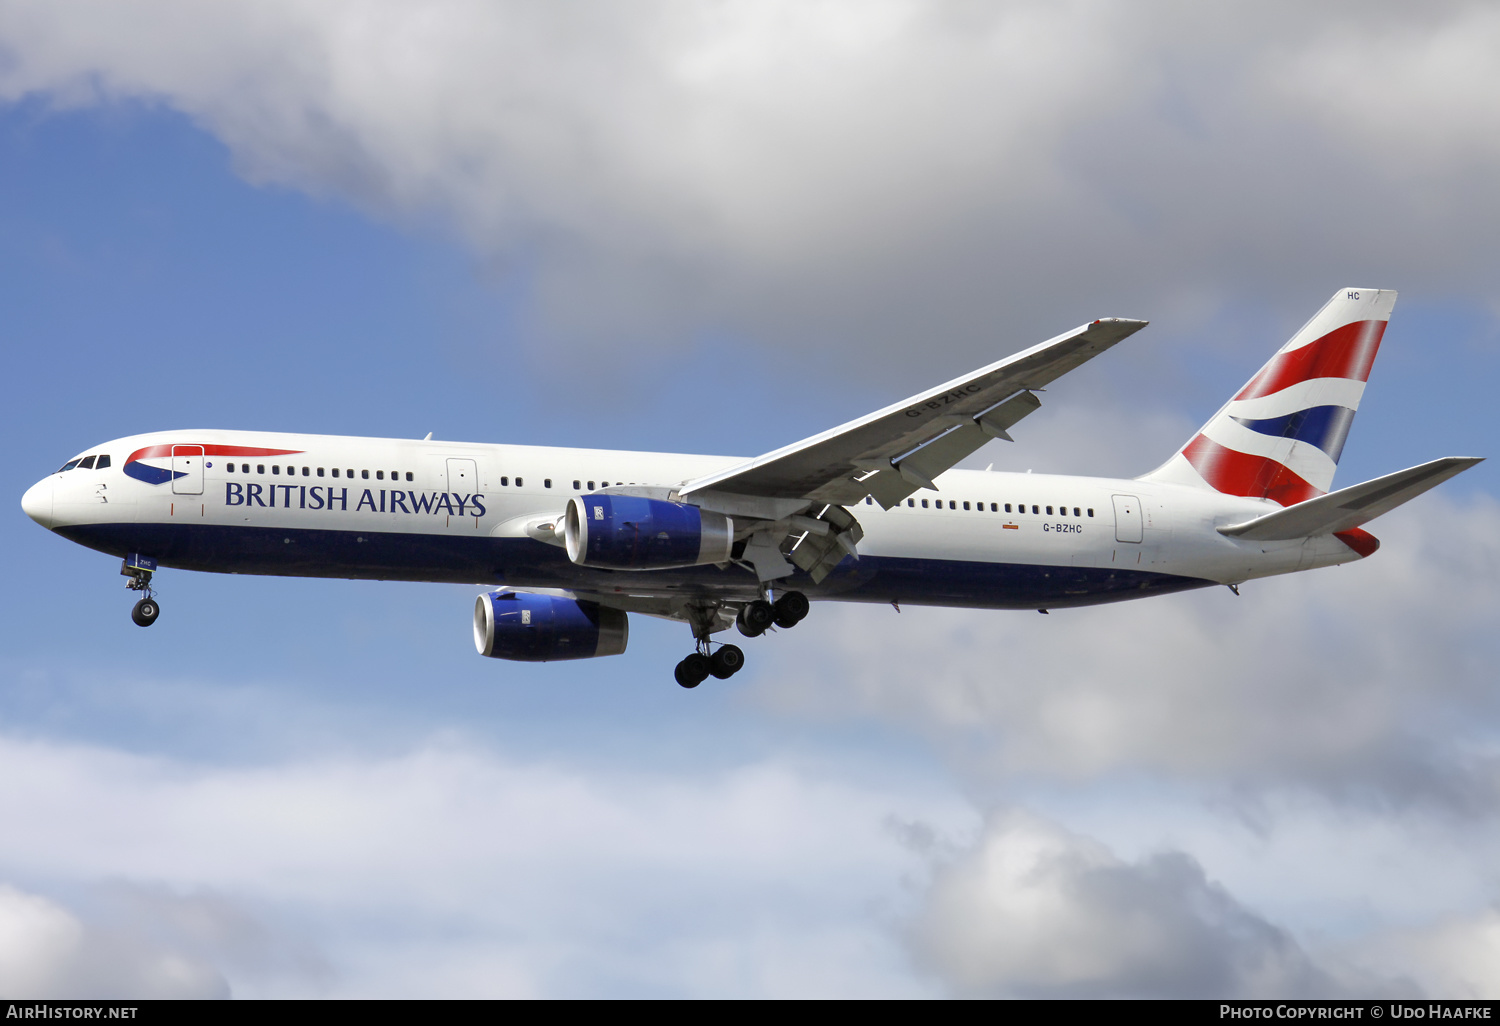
left=121, top=553, right=160, bottom=627
left=674, top=590, right=809, bottom=688
left=674, top=644, right=745, bottom=689
left=735, top=590, right=809, bottom=637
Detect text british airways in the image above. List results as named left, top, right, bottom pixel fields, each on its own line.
left=225, top=483, right=487, bottom=516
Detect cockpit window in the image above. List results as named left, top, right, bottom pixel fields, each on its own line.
left=95, top=455, right=110, bottom=469
left=57, top=459, right=82, bottom=473
left=78, top=456, right=96, bottom=469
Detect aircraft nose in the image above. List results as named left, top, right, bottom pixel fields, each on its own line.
left=21, top=478, right=55, bottom=529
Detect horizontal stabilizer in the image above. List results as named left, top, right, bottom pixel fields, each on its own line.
left=1217, top=457, right=1483, bottom=541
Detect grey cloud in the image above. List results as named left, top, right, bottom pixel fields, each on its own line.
left=2, top=1, right=1499, bottom=382
left=751, top=494, right=1500, bottom=809
left=906, top=811, right=1383, bottom=998
left=0, top=883, right=228, bottom=999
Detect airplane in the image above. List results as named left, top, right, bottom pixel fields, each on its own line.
left=20, top=287, right=1481, bottom=688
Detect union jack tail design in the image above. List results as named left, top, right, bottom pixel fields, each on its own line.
left=1142, top=288, right=1396, bottom=506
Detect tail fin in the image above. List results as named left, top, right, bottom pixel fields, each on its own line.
left=1141, top=288, right=1396, bottom=505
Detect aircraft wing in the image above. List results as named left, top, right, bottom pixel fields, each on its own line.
left=680, top=318, right=1148, bottom=511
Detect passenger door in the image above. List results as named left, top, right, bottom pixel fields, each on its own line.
left=172, top=445, right=204, bottom=495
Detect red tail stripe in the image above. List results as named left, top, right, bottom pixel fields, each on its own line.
left=1234, top=320, right=1386, bottom=401
left=1181, top=435, right=1322, bottom=507
left=126, top=444, right=304, bottom=463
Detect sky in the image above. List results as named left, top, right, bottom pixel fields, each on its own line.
left=1, top=0, right=1499, bottom=999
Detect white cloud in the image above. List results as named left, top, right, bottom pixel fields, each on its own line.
left=4, top=1, right=1500, bottom=372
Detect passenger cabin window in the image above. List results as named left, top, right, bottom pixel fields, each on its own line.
left=501, top=476, right=509, bottom=486
left=317, top=468, right=324, bottom=477
left=406, top=472, right=413, bottom=482
left=573, top=480, right=581, bottom=491
left=257, top=465, right=265, bottom=475
left=991, top=503, right=998, bottom=512
left=272, top=466, right=281, bottom=475
left=866, top=497, right=873, bottom=505
left=347, top=469, right=354, bottom=478
left=963, top=501, right=970, bottom=510
left=226, top=463, right=235, bottom=474
left=921, top=499, right=929, bottom=508
left=1031, top=505, right=1039, bottom=514
left=907, top=499, right=915, bottom=507
left=1087, top=508, right=1095, bottom=517
left=588, top=481, right=595, bottom=490
left=376, top=471, right=384, bottom=480
left=1073, top=507, right=1080, bottom=517
left=361, top=470, right=369, bottom=480
left=544, top=479, right=552, bottom=488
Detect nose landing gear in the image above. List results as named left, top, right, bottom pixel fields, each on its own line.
left=121, top=553, right=160, bottom=627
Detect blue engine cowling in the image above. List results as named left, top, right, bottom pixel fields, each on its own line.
left=564, top=495, right=733, bottom=569
left=473, top=591, right=629, bottom=662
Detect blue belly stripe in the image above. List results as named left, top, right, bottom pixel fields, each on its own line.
left=56, top=522, right=1215, bottom=611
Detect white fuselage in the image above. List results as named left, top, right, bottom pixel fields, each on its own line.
left=23, top=429, right=1364, bottom=611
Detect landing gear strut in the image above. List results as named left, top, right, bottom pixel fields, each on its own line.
left=674, top=601, right=749, bottom=688
left=121, top=553, right=160, bottom=627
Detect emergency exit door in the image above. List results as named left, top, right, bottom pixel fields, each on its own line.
left=447, top=458, right=477, bottom=494
left=1112, top=494, right=1143, bottom=543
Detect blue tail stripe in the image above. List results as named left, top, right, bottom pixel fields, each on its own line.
left=1231, top=405, right=1357, bottom=462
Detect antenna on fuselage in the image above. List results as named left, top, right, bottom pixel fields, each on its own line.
left=423, top=432, right=433, bottom=441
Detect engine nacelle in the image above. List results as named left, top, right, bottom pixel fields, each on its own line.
left=473, top=591, right=629, bottom=662
left=564, top=495, right=733, bottom=569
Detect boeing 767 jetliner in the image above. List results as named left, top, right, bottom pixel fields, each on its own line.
left=21, top=288, right=1480, bottom=687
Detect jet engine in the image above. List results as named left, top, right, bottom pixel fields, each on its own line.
left=564, top=495, right=733, bottom=570
left=473, top=591, right=629, bottom=662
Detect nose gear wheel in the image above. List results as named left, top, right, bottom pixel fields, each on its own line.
left=121, top=555, right=160, bottom=627
left=131, top=598, right=160, bottom=626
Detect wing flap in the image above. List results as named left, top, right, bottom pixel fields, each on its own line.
left=1218, top=457, right=1483, bottom=540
